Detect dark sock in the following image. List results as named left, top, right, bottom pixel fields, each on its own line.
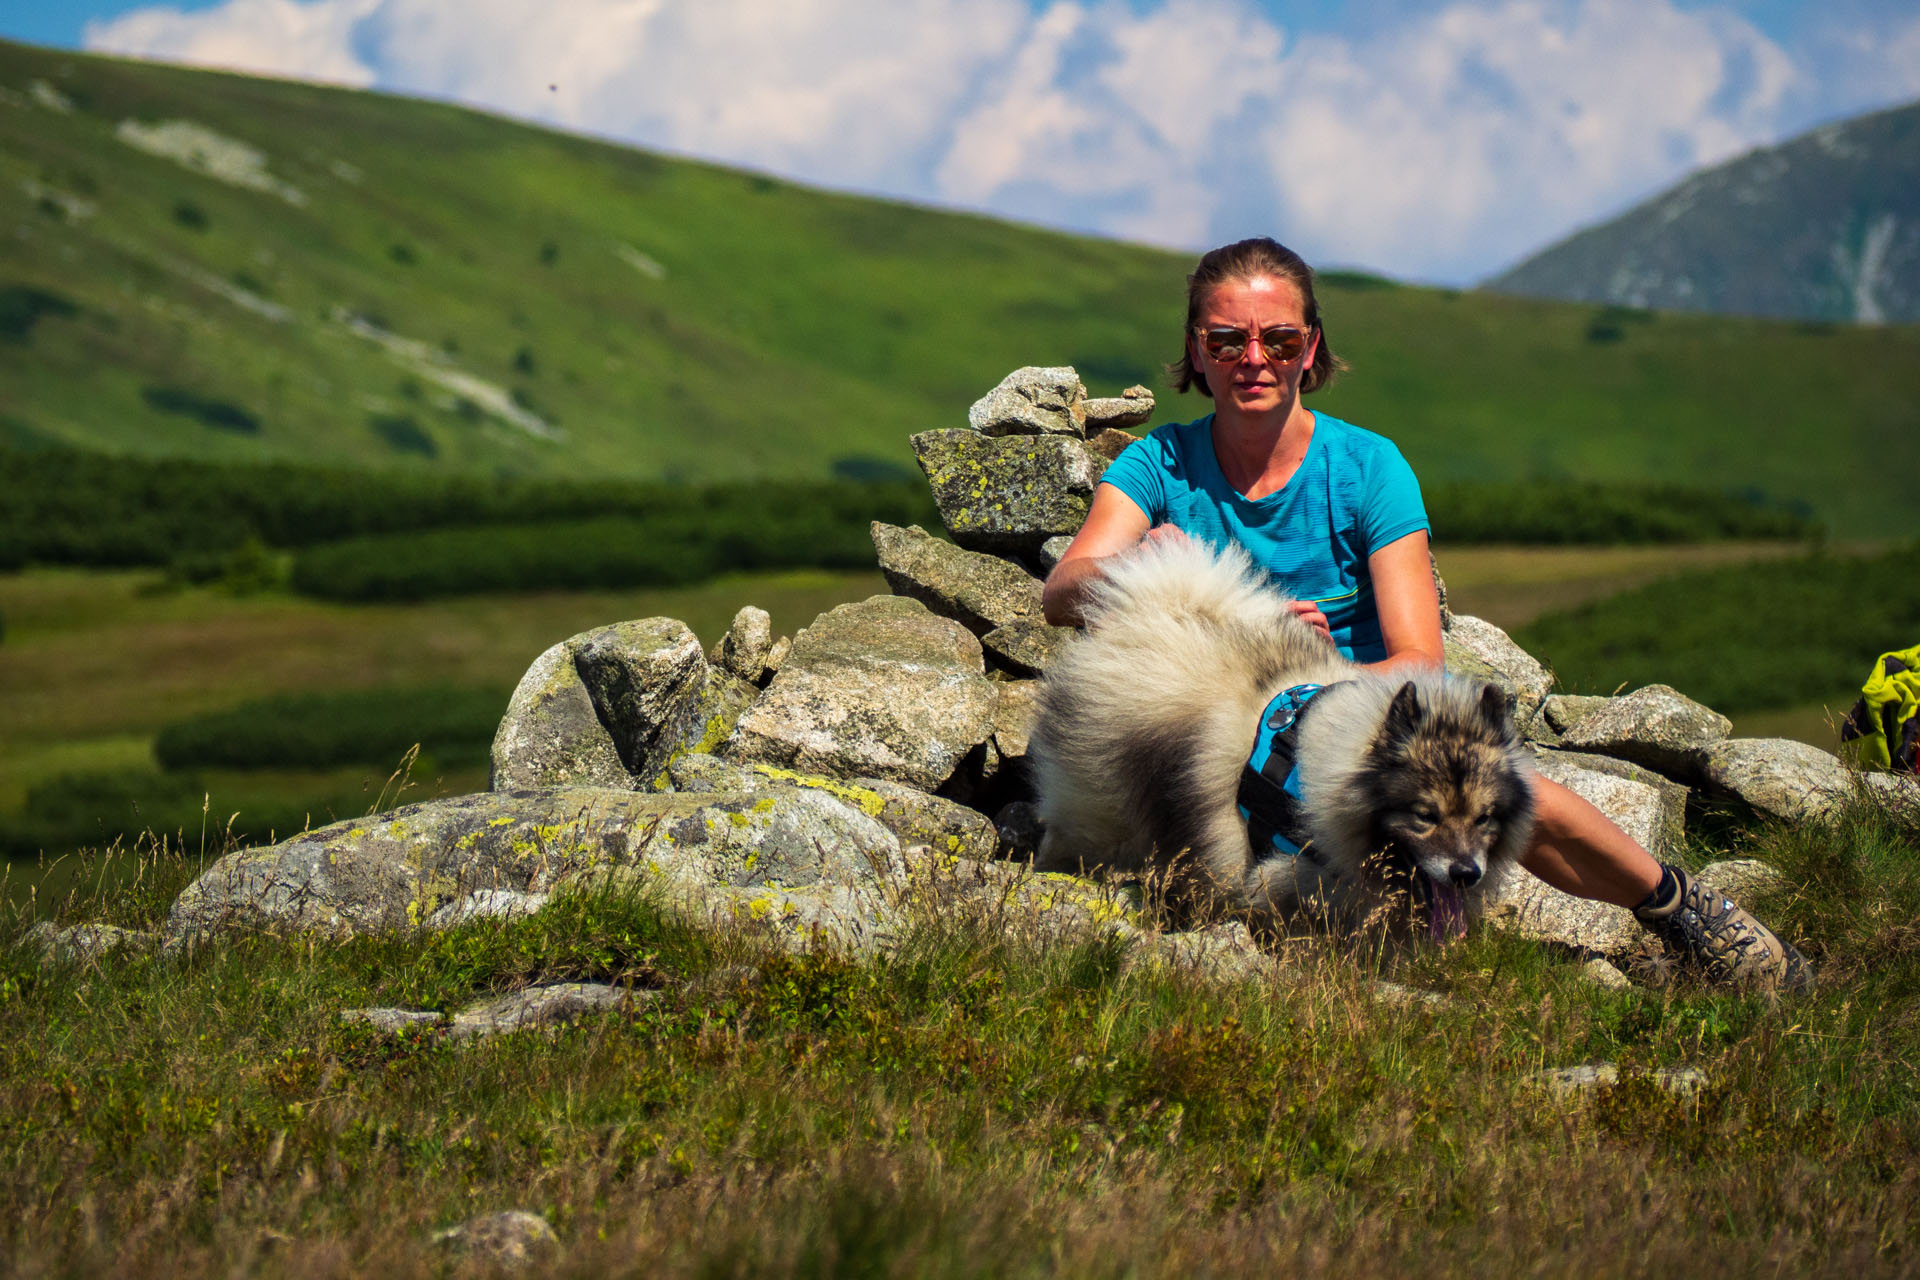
left=1634, top=864, right=1679, bottom=916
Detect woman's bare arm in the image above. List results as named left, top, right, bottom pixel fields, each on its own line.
left=1040, top=485, right=1153, bottom=627
left=1042, top=485, right=1335, bottom=644
left=1363, top=529, right=1445, bottom=674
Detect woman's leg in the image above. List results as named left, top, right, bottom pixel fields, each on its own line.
left=1520, top=777, right=1662, bottom=907
left=1520, top=777, right=1813, bottom=991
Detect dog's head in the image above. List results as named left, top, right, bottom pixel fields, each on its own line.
left=1360, top=680, right=1535, bottom=909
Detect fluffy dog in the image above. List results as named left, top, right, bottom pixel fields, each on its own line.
left=1029, top=536, right=1535, bottom=937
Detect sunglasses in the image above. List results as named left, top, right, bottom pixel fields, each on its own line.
left=1193, top=325, right=1312, bottom=364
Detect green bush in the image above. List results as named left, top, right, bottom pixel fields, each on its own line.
left=0, top=445, right=939, bottom=571
left=1424, top=480, right=1812, bottom=544
left=0, top=284, right=77, bottom=343
left=1515, top=544, right=1920, bottom=712
left=154, top=684, right=507, bottom=771
left=0, top=770, right=336, bottom=860
left=366, top=412, right=436, bottom=457
left=140, top=386, right=260, bottom=434
left=288, top=494, right=903, bottom=600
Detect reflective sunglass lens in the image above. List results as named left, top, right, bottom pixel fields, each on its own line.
left=1199, top=327, right=1307, bottom=362
left=1201, top=329, right=1246, bottom=360
left=1262, top=327, right=1307, bottom=361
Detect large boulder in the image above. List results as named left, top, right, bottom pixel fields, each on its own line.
left=911, top=430, right=1102, bottom=555
left=870, top=521, right=1044, bottom=635
left=1484, top=872, right=1641, bottom=958
left=723, top=595, right=999, bottom=791
left=1697, top=738, right=1852, bottom=823
left=1443, top=614, right=1553, bottom=731
left=488, top=639, right=631, bottom=791
left=666, top=754, right=1000, bottom=861
left=164, top=786, right=900, bottom=942
left=1558, top=684, right=1731, bottom=780
left=491, top=619, right=753, bottom=792
left=1531, top=748, right=1687, bottom=859
left=967, top=366, right=1087, bottom=437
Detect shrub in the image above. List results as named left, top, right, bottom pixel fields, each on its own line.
left=140, top=386, right=260, bottom=435
left=162, top=537, right=286, bottom=594
left=154, top=684, right=506, bottom=771
left=286, top=487, right=918, bottom=599
left=0, top=284, right=77, bottom=343
left=171, top=200, right=207, bottom=230
left=1424, top=480, right=1813, bottom=544
left=0, top=768, right=372, bottom=859
left=1515, top=544, right=1920, bottom=712
left=0, top=446, right=938, bottom=571
left=367, top=412, right=436, bottom=457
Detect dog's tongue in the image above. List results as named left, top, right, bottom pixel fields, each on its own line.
left=1427, top=877, right=1468, bottom=943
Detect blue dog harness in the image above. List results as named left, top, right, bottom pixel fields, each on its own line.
left=1236, top=682, right=1343, bottom=860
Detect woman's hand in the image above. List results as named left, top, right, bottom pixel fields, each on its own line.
left=1139, top=523, right=1192, bottom=549
left=1285, top=598, right=1332, bottom=644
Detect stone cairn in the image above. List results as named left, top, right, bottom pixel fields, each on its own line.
left=86, top=366, right=1916, bottom=991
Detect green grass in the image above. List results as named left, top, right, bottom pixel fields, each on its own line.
left=2, top=795, right=1916, bottom=1276
left=1516, top=544, right=1920, bottom=713
left=1, top=41, right=1917, bottom=536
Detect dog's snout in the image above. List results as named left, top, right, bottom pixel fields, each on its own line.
left=1447, top=859, right=1483, bottom=888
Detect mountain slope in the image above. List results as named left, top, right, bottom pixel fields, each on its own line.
left=1486, top=99, right=1920, bottom=324
left=2, top=41, right=1918, bottom=536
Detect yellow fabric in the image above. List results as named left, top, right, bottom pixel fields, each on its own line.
left=1853, top=646, right=1920, bottom=771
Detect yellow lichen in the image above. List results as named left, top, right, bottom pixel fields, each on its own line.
left=747, top=765, right=885, bottom=817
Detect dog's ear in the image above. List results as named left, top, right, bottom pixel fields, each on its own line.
left=1477, top=683, right=1515, bottom=734
left=1379, top=681, right=1422, bottom=749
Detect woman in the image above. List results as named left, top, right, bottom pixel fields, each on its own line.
left=1042, top=237, right=1810, bottom=991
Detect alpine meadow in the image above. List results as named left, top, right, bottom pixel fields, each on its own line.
left=5, top=33, right=1920, bottom=1280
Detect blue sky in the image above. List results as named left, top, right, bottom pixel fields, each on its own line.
left=7, top=0, right=1917, bottom=282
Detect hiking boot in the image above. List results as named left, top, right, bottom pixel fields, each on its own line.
left=1634, top=863, right=1815, bottom=994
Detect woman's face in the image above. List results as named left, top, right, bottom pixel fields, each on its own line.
left=1190, top=274, right=1319, bottom=418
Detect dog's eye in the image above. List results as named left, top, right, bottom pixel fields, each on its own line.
left=1409, top=805, right=1439, bottom=826
left=1475, top=812, right=1499, bottom=830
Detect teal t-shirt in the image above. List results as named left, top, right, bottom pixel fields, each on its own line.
left=1099, top=411, right=1429, bottom=662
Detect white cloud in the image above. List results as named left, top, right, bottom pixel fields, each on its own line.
left=85, top=0, right=381, bottom=86
left=80, top=0, right=1909, bottom=281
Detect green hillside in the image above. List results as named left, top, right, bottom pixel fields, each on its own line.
left=2, top=41, right=1918, bottom=534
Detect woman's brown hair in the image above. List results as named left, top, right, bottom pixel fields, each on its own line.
left=1168, top=237, right=1345, bottom=396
